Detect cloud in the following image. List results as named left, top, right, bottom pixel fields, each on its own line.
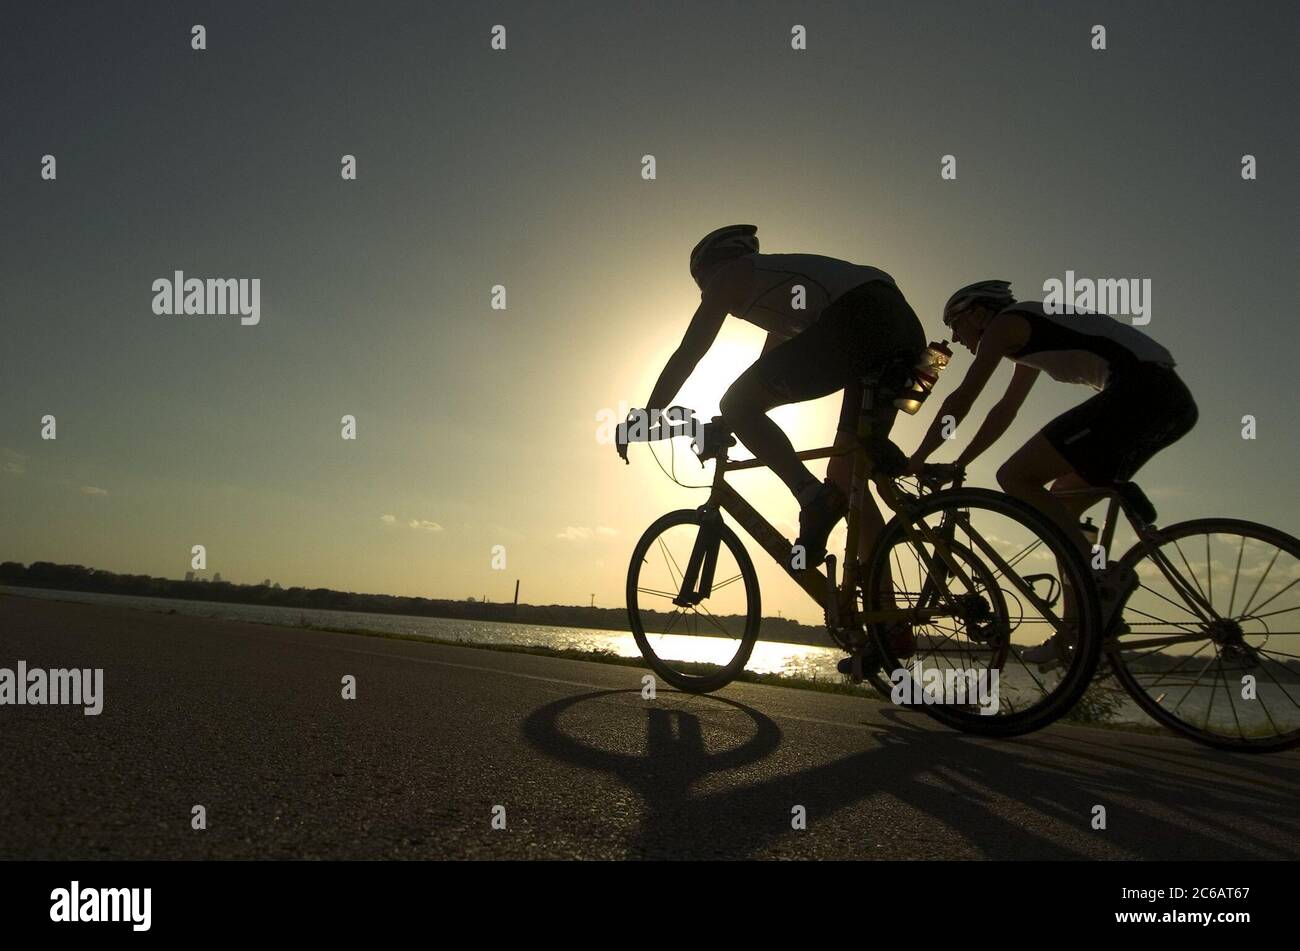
left=1, top=448, right=26, bottom=475
left=381, top=513, right=442, bottom=532
left=557, top=525, right=617, bottom=541
left=80, top=486, right=109, bottom=497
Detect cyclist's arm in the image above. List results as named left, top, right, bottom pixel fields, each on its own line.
left=955, top=363, right=1040, bottom=467
left=645, top=296, right=728, bottom=410
left=639, top=263, right=743, bottom=407
left=909, top=315, right=1022, bottom=466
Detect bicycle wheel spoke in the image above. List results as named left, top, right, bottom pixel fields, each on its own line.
left=1239, top=545, right=1282, bottom=618
left=1240, top=576, right=1300, bottom=618
left=1250, top=654, right=1300, bottom=712
left=636, top=585, right=684, bottom=601
left=1211, top=651, right=1245, bottom=739
left=710, top=571, right=745, bottom=592
left=1137, top=639, right=1213, bottom=692
left=1168, top=646, right=1219, bottom=717
left=1171, top=537, right=1211, bottom=610
left=654, top=535, right=684, bottom=591
left=1228, top=533, right=1245, bottom=617
left=693, top=600, right=738, bottom=638
left=658, top=607, right=686, bottom=637
left=1257, top=646, right=1300, bottom=659
left=1206, top=533, right=1213, bottom=613
left=1132, top=581, right=1203, bottom=624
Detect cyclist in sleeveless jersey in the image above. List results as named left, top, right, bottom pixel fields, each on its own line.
left=906, top=280, right=1198, bottom=662
left=621, top=225, right=926, bottom=572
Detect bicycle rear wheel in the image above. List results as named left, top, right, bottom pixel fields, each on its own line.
left=864, top=488, right=1102, bottom=736
left=626, top=509, right=761, bottom=693
left=1109, top=519, right=1300, bottom=752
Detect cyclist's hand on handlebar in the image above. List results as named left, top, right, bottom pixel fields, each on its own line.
left=919, top=462, right=965, bottom=488
left=615, top=408, right=641, bottom=464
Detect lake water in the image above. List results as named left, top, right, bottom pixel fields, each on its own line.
left=0, top=586, right=842, bottom=680
left=3, top=585, right=1179, bottom=728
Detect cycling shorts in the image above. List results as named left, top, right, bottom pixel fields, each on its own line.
left=1041, top=363, right=1198, bottom=485
left=736, top=280, right=927, bottom=433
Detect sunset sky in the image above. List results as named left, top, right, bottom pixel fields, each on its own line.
left=3, top=1, right=1297, bottom=624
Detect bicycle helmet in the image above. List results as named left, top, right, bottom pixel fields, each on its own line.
left=690, top=224, right=759, bottom=288
left=943, top=280, right=1014, bottom=326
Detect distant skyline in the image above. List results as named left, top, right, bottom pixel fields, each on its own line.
left=3, top=2, right=1298, bottom=624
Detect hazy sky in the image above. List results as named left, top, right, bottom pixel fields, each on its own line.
left=3, top=1, right=1297, bottom=624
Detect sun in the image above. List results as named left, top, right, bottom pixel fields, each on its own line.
left=673, top=326, right=841, bottom=459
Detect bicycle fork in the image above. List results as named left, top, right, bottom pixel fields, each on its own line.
left=673, top=509, right=723, bottom=607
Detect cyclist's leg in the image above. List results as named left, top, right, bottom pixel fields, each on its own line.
left=997, top=434, right=1090, bottom=558
left=828, top=382, right=888, bottom=613
left=1049, top=471, right=1108, bottom=514
left=1000, top=365, right=1199, bottom=555
left=719, top=306, right=854, bottom=501
left=827, top=379, right=894, bottom=563
left=998, top=434, right=1094, bottom=660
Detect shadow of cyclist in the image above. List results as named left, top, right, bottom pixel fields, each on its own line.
left=521, top=687, right=1300, bottom=859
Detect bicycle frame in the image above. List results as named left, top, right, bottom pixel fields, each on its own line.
left=1053, top=485, right=1222, bottom=632
left=680, top=384, right=983, bottom=631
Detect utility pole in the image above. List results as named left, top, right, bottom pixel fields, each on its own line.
left=590, top=594, right=595, bottom=607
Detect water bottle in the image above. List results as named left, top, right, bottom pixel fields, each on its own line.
left=894, top=340, right=953, bottom=414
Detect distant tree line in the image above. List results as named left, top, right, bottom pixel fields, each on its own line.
left=0, top=561, right=827, bottom=646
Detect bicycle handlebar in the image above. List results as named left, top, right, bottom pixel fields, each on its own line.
left=624, top=412, right=964, bottom=489
left=616, top=406, right=703, bottom=445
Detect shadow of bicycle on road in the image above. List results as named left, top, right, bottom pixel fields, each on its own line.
left=522, top=688, right=1300, bottom=860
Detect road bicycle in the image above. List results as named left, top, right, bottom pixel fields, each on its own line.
left=623, top=367, right=1103, bottom=737
left=1053, top=484, right=1300, bottom=752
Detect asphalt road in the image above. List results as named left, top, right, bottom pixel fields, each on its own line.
left=2, top=593, right=1297, bottom=859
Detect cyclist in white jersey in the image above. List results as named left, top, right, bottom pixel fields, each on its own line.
left=906, top=280, right=1198, bottom=662
left=620, top=225, right=927, bottom=573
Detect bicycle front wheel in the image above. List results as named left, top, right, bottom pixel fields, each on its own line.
left=859, top=538, right=1008, bottom=702
left=864, top=488, right=1103, bottom=737
left=1109, top=519, right=1300, bottom=752
left=626, top=509, right=761, bottom=693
